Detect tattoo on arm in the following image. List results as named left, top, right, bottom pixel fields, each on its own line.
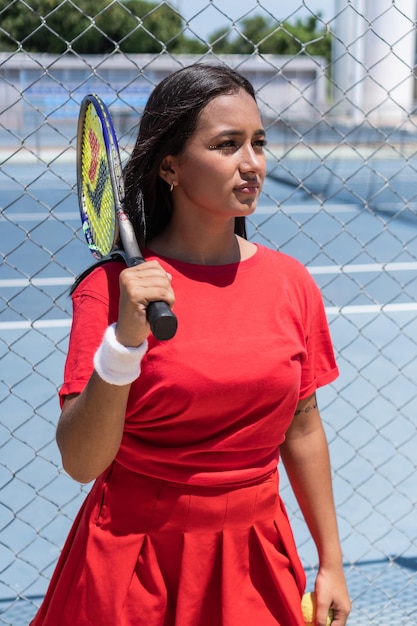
left=294, top=396, right=317, bottom=416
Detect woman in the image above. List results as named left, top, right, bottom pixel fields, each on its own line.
left=31, top=64, right=350, bottom=625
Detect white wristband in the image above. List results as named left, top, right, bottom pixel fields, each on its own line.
left=93, top=323, right=148, bottom=386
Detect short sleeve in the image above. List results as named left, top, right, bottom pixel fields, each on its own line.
left=59, top=262, right=122, bottom=405
left=298, top=280, right=339, bottom=399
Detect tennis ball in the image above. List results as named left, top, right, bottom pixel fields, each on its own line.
left=301, top=592, right=334, bottom=625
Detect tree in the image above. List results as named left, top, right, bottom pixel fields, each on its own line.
left=0, top=0, right=188, bottom=54
left=209, top=14, right=331, bottom=62
left=0, top=2, right=330, bottom=59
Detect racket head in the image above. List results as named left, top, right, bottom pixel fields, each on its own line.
left=77, top=94, right=119, bottom=259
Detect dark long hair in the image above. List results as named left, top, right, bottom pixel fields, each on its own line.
left=123, top=63, right=257, bottom=248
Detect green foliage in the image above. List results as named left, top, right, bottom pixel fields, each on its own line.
left=209, top=14, right=331, bottom=62
left=0, top=2, right=330, bottom=58
left=0, top=0, right=186, bottom=54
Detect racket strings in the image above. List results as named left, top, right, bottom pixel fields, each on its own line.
left=80, top=105, right=117, bottom=257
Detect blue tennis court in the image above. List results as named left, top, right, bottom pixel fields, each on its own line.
left=1, top=149, right=417, bottom=625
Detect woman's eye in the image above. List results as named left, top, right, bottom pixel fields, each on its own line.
left=209, top=138, right=267, bottom=152
left=210, top=141, right=238, bottom=151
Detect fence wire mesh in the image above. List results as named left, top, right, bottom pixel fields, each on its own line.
left=1, top=1, right=417, bottom=624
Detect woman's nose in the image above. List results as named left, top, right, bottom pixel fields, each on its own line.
left=239, top=144, right=265, bottom=174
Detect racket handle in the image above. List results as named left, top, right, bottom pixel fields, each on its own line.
left=147, top=300, right=178, bottom=341
left=128, top=256, right=178, bottom=341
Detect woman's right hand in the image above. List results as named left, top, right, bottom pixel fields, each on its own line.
left=116, top=260, right=175, bottom=347
left=56, top=260, right=175, bottom=483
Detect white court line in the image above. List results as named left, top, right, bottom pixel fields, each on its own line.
left=1, top=302, right=417, bottom=331
left=326, top=303, right=417, bottom=315
left=2, top=204, right=357, bottom=222
left=309, top=262, right=417, bottom=274
left=1, top=261, right=416, bottom=290
left=0, top=277, right=74, bottom=288
left=0, top=319, right=71, bottom=330
left=1, top=260, right=416, bottom=328
left=1, top=212, right=79, bottom=222
left=255, top=204, right=358, bottom=214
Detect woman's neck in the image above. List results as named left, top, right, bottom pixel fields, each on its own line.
left=148, top=220, right=256, bottom=266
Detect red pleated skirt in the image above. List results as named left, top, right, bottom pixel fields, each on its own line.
left=30, top=463, right=306, bottom=626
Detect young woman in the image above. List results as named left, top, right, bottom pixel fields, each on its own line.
left=31, top=64, right=350, bottom=626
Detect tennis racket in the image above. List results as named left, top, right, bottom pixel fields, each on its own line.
left=76, top=94, right=177, bottom=341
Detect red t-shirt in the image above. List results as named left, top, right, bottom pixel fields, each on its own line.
left=60, top=245, right=338, bottom=486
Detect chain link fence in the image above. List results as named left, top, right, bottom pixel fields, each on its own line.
left=1, top=1, right=417, bottom=624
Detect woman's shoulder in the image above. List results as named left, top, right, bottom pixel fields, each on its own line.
left=71, top=257, right=125, bottom=299
left=257, top=245, right=311, bottom=277
left=255, top=246, right=322, bottom=306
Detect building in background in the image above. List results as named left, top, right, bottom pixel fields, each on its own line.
left=0, top=53, right=327, bottom=144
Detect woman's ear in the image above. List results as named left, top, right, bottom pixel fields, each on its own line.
left=159, top=155, right=177, bottom=185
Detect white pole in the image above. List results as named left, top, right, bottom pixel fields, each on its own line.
left=332, top=0, right=367, bottom=122
left=363, top=0, right=416, bottom=125
left=332, top=0, right=416, bottom=125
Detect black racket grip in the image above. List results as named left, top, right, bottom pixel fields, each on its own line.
left=128, top=256, right=178, bottom=341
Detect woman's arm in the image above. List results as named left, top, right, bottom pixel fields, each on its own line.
left=56, top=261, right=175, bottom=484
left=280, top=393, right=351, bottom=626
left=56, top=375, right=131, bottom=484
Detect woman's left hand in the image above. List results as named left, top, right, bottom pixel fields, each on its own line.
left=314, top=566, right=351, bottom=625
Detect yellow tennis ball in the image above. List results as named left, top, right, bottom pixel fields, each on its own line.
left=301, top=592, right=334, bottom=625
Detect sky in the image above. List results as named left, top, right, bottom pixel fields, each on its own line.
left=171, top=0, right=335, bottom=39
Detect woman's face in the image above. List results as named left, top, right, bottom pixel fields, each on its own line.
left=166, top=88, right=267, bottom=224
